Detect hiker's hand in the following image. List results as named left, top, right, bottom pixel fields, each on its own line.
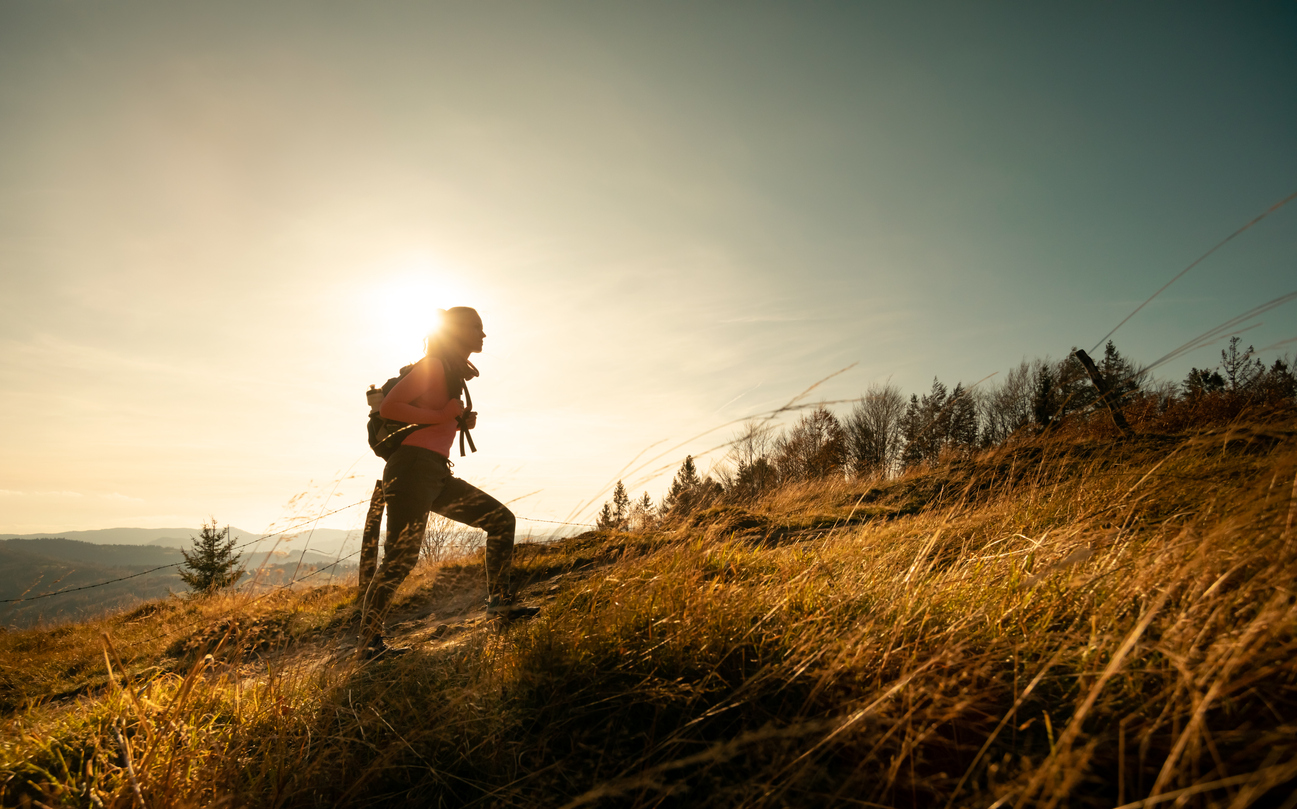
left=444, top=399, right=466, bottom=419
left=461, top=411, right=478, bottom=430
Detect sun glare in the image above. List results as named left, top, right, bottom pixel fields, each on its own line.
left=365, top=255, right=487, bottom=367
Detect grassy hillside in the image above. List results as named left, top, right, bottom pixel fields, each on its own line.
left=2, top=421, right=1296, bottom=807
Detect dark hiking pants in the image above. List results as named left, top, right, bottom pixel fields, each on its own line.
left=359, top=445, right=515, bottom=642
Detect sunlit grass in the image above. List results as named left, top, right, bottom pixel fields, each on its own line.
left=4, top=422, right=1296, bottom=807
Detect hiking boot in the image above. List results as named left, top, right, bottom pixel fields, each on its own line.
left=485, top=595, right=540, bottom=621
left=359, top=636, right=410, bottom=661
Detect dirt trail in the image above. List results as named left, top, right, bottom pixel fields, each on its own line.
left=289, top=544, right=601, bottom=667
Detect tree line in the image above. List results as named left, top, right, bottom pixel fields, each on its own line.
left=595, top=338, right=1296, bottom=530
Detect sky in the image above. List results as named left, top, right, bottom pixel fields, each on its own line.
left=1, top=2, right=1295, bottom=537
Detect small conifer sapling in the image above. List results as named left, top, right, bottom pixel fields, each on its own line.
left=180, top=520, right=245, bottom=594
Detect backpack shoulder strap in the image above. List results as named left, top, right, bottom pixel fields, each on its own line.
left=457, top=379, right=477, bottom=457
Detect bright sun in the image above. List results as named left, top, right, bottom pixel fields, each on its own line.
left=365, top=254, right=487, bottom=367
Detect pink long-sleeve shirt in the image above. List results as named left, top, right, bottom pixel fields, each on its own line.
left=378, top=357, right=464, bottom=459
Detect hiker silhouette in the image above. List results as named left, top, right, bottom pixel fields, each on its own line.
left=358, top=307, right=536, bottom=659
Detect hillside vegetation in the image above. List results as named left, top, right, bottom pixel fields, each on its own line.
left=3, top=412, right=1297, bottom=807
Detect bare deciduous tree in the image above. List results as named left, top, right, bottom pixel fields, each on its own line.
left=628, top=492, right=657, bottom=530
left=717, top=419, right=779, bottom=503
left=422, top=514, right=479, bottom=563
left=977, top=359, right=1040, bottom=445
left=773, top=407, right=846, bottom=483
left=844, top=384, right=906, bottom=478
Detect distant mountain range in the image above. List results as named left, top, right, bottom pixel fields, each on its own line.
left=0, top=531, right=361, bottom=630
left=0, top=526, right=364, bottom=557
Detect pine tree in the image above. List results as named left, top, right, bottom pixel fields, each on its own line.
left=596, top=481, right=633, bottom=531
left=900, top=394, right=924, bottom=467
left=900, top=379, right=951, bottom=467
left=612, top=482, right=630, bottom=528
left=1220, top=337, right=1264, bottom=392
left=1098, top=341, right=1145, bottom=404
left=729, top=457, right=778, bottom=502
left=1183, top=367, right=1225, bottom=397
left=947, top=383, right=978, bottom=452
left=1258, top=358, right=1297, bottom=401
left=1032, top=365, right=1058, bottom=429
left=179, top=520, right=244, bottom=594
left=1057, top=353, right=1096, bottom=416
left=663, top=456, right=705, bottom=516
left=595, top=503, right=616, bottom=531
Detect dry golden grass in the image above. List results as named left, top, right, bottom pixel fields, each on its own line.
left=3, top=421, right=1297, bottom=807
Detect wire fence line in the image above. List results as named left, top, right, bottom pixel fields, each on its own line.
left=1, top=498, right=596, bottom=606
left=1091, top=190, right=1297, bottom=354
left=114, top=514, right=598, bottom=653
left=0, top=499, right=373, bottom=606
left=518, top=516, right=596, bottom=528
left=117, top=516, right=592, bottom=653
left=580, top=190, right=1297, bottom=515
left=117, top=548, right=367, bottom=652
left=4, top=191, right=1292, bottom=643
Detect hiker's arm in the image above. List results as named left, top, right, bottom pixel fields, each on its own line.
left=380, top=361, right=465, bottom=425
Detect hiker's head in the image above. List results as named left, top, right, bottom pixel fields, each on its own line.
left=430, top=307, right=485, bottom=356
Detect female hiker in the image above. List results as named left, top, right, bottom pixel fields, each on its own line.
left=359, top=306, right=536, bottom=659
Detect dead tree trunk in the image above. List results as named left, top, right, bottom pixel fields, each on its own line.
left=1073, top=349, right=1132, bottom=437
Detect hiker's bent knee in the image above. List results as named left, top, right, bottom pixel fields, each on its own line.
left=486, top=506, right=515, bottom=538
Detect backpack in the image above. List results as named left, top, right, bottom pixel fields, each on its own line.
left=366, top=362, right=478, bottom=460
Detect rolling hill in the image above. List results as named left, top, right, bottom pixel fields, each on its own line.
left=2, top=420, right=1295, bottom=806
